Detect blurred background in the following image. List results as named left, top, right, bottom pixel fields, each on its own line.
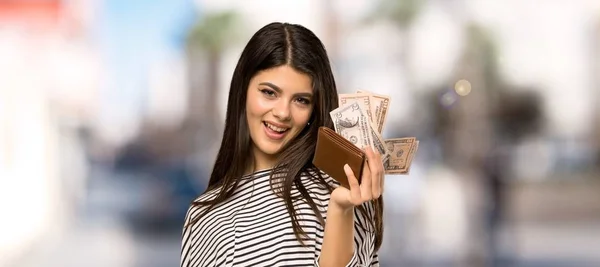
left=1, top=0, right=600, bottom=266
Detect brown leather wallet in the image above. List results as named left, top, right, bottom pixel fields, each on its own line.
left=312, top=127, right=365, bottom=188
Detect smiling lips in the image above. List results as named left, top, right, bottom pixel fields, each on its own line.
left=263, top=121, right=290, bottom=140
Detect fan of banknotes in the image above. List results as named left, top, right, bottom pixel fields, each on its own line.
left=329, top=90, right=419, bottom=175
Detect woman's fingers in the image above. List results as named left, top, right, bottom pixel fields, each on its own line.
left=365, top=147, right=382, bottom=199
left=380, top=167, right=385, bottom=195
left=341, top=146, right=387, bottom=208
left=343, top=164, right=361, bottom=204
left=360, top=159, right=373, bottom=202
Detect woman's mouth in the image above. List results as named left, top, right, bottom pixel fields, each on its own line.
left=263, top=121, right=290, bottom=140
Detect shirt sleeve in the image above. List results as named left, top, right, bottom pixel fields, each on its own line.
left=314, top=201, right=379, bottom=267
left=180, top=206, right=194, bottom=267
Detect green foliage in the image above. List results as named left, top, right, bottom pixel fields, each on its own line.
left=463, top=24, right=501, bottom=84
left=364, top=0, right=424, bottom=28
left=187, top=10, right=242, bottom=53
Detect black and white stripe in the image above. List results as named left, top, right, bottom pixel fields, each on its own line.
left=180, top=169, right=380, bottom=267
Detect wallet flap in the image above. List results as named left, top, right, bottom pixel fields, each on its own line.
left=313, top=127, right=365, bottom=188
left=321, top=127, right=363, bottom=154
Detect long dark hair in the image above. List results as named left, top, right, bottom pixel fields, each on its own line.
left=186, top=22, right=384, bottom=251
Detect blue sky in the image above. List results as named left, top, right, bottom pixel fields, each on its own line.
left=95, top=0, right=198, bottom=129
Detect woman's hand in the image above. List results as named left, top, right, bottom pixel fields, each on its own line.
left=329, top=147, right=384, bottom=211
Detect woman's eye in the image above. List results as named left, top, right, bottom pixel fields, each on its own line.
left=296, top=98, right=310, bottom=105
left=260, top=89, right=276, bottom=97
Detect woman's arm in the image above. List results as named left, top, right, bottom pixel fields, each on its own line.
left=319, top=147, right=383, bottom=267
left=319, top=201, right=356, bottom=266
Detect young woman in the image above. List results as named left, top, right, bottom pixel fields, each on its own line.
left=181, top=22, right=385, bottom=267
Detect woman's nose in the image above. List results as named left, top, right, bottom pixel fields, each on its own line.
left=272, top=100, right=291, bottom=121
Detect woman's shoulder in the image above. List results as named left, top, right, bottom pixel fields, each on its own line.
left=294, top=168, right=341, bottom=203
left=300, top=167, right=340, bottom=188
left=192, top=168, right=274, bottom=200
left=192, top=186, right=221, bottom=203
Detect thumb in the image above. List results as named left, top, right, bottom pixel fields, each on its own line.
left=344, top=164, right=361, bottom=204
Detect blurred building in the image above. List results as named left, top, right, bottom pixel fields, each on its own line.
left=0, top=1, right=63, bottom=265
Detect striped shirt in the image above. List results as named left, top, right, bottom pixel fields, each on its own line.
left=180, top=169, right=380, bottom=267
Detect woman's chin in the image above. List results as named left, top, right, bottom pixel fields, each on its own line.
left=263, top=146, right=284, bottom=157
left=254, top=143, right=283, bottom=157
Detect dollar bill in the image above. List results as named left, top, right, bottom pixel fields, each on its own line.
left=330, top=100, right=374, bottom=151
left=339, top=93, right=375, bottom=126
left=368, top=117, right=390, bottom=163
left=331, top=100, right=389, bottom=163
left=383, top=137, right=417, bottom=174
left=404, top=140, right=419, bottom=174
left=357, top=90, right=390, bottom=134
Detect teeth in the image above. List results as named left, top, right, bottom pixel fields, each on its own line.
left=265, top=122, right=287, bottom=133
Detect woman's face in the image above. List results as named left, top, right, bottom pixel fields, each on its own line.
left=246, top=65, right=314, bottom=167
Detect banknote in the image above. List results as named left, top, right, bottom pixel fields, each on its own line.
left=404, top=140, right=419, bottom=174
left=333, top=90, right=418, bottom=172
left=330, top=100, right=374, bottom=151
left=331, top=100, right=389, bottom=163
left=383, top=137, right=417, bottom=174
left=339, top=93, right=374, bottom=126
left=356, top=90, right=390, bottom=134
left=367, top=116, right=390, bottom=163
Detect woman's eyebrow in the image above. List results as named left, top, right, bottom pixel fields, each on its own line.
left=294, top=92, right=313, bottom=98
left=259, top=82, right=313, bottom=97
left=259, top=82, right=282, bottom=93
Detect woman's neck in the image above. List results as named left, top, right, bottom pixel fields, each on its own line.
left=246, top=146, right=278, bottom=175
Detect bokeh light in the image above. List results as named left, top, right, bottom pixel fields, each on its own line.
left=454, top=79, right=472, bottom=96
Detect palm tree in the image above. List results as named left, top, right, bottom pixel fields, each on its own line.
left=185, top=10, right=242, bottom=135
left=364, top=0, right=424, bottom=79
left=321, top=0, right=341, bottom=62
left=593, top=17, right=600, bottom=168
